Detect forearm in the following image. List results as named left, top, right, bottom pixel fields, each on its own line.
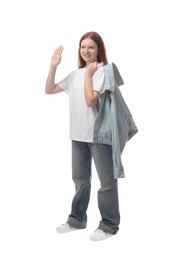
left=45, top=65, right=57, bottom=94
left=84, top=73, right=99, bottom=107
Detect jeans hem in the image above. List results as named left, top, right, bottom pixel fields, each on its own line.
left=67, top=216, right=87, bottom=229
left=98, top=221, right=119, bottom=235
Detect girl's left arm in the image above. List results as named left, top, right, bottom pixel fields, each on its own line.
left=84, top=62, right=102, bottom=107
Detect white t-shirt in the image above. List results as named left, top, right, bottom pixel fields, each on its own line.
left=58, top=66, right=105, bottom=142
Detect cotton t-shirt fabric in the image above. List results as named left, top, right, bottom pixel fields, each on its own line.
left=58, top=66, right=105, bottom=142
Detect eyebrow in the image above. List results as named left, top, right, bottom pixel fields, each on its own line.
left=81, top=44, right=95, bottom=47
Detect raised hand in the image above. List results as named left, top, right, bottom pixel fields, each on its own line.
left=51, top=45, right=64, bottom=67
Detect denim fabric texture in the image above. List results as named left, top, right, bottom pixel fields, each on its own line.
left=67, top=141, right=120, bottom=234
left=93, top=63, right=138, bottom=178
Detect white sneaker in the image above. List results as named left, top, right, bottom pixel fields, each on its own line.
left=90, top=229, right=113, bottom=241
left=56, top=223, right=78, bottom=233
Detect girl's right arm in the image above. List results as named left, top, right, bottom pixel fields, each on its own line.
left=45, top=46, right=64, bottom=94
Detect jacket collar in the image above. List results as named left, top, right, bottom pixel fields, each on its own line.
left=102, top=63, right=124, bottom=92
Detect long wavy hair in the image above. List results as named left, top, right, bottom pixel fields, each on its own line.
left=78, top=31, right=108, bottom=68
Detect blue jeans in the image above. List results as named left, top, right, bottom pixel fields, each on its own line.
left=67, top=141, right=120, bottom=234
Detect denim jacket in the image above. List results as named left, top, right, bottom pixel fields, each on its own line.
left=93, top=63, right=138, bottom=178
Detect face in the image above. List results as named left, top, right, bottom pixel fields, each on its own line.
left=80, top=38, right=98, bottom=65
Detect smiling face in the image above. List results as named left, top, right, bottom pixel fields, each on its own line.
left=80, top=38, right=99, bottom=66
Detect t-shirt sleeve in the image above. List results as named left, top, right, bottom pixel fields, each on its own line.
left=57, top=72, right=73, bottom=95
left=92, top=66, right=105, bottom=93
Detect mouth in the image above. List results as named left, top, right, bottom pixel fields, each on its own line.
left=82, top=55, right=91, bottom=59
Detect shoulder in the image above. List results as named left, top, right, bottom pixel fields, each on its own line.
left=93, top=65, right=105, bottom=79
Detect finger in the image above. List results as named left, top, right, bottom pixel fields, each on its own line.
left=57, top=45, right=64, bottom=54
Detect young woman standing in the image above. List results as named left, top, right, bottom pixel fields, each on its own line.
left=45, top=31, right=120, bottom=241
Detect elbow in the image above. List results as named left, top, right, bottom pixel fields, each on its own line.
left=86, top=99, right=97, bottom=107
left=45, top=88, right=52, bottom=94
left=85, top=95, right=99, bottom=107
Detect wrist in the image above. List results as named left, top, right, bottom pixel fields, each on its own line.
left=50, top=64, right=58, bottom=71
left=85, top=70, right=93, bottom=78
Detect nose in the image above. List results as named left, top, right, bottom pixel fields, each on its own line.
left=84, top=47, right=90, bottom=52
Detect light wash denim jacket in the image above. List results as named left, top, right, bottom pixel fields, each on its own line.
left=93, top=63, right=138, bottom=178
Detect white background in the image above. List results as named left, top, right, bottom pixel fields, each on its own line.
left=0, top=0, right=173, bottom=259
